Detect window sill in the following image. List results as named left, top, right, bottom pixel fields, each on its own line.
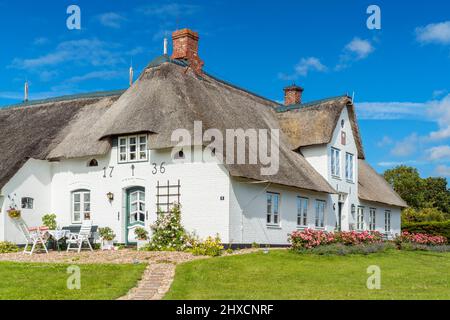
left=346, top=180, right=355, bottom=184
left=266, top=225, right=281, bottom=229
left=296, top=226, right=308, bottom=230
left=331, top=175, right=342, bottom=180
left=118, top=159, right=149, bottom=164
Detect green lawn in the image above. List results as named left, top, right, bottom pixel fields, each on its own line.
left=165, top=250, right=450, bottom=300
left=0, top=262, right=146, bottom=300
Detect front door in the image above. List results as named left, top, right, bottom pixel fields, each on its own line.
left=125, top=187, right=145, bottom=245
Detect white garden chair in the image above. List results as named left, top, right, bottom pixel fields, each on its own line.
left=66, top=220, right=94, bottom=253
left=15, top=220, right=49, bottom=255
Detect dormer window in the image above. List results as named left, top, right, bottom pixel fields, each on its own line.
left=118, top=135, right=148, bottom=163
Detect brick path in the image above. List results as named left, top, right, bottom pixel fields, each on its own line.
left=118, top=263, right=176, bottom=300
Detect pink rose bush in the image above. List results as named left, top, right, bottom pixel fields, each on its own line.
left=289, top=229, right=383, bottom=250
left=395, top=231, right=447, bottom=246
left=335, top=230, right=383, bottom=245
left=289, top=229, right=335, bottom=249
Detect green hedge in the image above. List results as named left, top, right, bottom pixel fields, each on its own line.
left=403, top=221, right=450, bottom=241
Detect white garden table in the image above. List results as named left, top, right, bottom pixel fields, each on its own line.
left=46, top=230, right=71, bottom=251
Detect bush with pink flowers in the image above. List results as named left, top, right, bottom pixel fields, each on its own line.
left=289, top=229, right=384, bottom=251
left=288, top=229, right=335, bottom=250
left=334, top=231, right=383, bottom=245
left=395, top=231, right=447, bottom=246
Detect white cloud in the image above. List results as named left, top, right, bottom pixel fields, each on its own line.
left=436, top=165, right=450, bottom=177
left=426, top=94, right=450, bottom=140
left=377, top=136, right=393, bottom=147
left=416, top=21, right=450, bottom=45
left=33, top=37, right=49, bottom=46
left=336, top=37, right=374, bottom=70
left=39, top=70, right=58, bottom=82
left=426, top=145, right=450, bottom=161
left=10, top=39, right=124, bottom=70
left=67, top=70, right=122, bottom=83
left=390, top=133, right=419, bottom=157
left=278, top=57, right=327, bottom=80
left=137, top=3, right=200, bottom=18
left=355, top=101, right=428, bottom=120
left=97, top=12, right=127, bottom=29
left=344, top=38, right=374, bottom=59
left=378, top=160, right=419, bottom=167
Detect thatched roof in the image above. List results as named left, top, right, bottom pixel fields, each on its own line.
left=97, top=57, right=336, bottom=194
left=0, top=92, right=121, bottom=190
left=358, top=159, right=408, bottom=208
left=0, top=58, right=334, bottom=194
left=276, top=96, right=365, bottom=159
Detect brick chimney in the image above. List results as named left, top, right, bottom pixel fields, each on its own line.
left=283, top=85, right=304, bottom=106
left=172, top=28, right=204, bottom=75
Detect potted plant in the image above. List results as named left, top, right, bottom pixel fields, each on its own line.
left=98, top=227, right=116, bottom=251
left=134, top=227, right=149, bottom=250
left=7, top=209, right=21, bottom=220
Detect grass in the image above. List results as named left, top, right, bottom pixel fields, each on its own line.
left=165, top=249, right=450, bottom=300
left=0, top=262, right=146, bottom=300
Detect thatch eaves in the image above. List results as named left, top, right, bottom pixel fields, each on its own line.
left=358, top=159, right=408, bottom=208
left=0, top=93, right=121, bottom=191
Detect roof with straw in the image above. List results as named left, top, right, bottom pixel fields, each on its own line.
left=0, top=55, right=406, bottom=207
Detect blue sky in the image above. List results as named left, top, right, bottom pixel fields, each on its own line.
left=1, top=0, right=450, bottom=179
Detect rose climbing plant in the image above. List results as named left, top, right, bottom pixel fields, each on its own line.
left=145, top=204, right=189, bottom=251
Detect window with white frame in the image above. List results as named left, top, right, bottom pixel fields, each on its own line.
left=331, top=148, right=341, bottom=177
left=118, top=135, right=148, bottom=163
left=385, top=210, right=391, bottom=233
left=266, top=192, right=280, bottom=226
left=369, top=208, right=376, bottom=231
left=297, top=197, right=308, bottom=227
left=357, top=206, right=365, bottom=231
left=72, top=190, right=91, bottom=223
left=345, top=152, right=354, bottom=182
left=129, top=190, right=145, bottom=224
left=315, top=200, right=326, bottom=228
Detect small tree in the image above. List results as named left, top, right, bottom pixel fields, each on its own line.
left=42, top=214, right=57, bottom=230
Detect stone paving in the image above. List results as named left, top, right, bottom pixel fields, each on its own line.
left=118, top=263, right=176, bottom=300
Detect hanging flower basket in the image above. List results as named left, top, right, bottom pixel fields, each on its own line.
left=7, top=209, right=21, bottom=219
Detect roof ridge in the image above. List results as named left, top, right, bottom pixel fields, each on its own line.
left=276, top=95, right=350, bottom=113
left=145, top=55, right=281, bottom=106
left=0, top=89, right=125, bottom=110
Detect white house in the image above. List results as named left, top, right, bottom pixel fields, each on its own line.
left=0, top=29, right=407, bottom=246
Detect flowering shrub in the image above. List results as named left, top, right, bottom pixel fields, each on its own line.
left=144, top=204, right=189, bottom=251
left=190, top=234, right=224, bottom=257
left=395, top=231, right=447, bottom=246
left=0, top=241, right=19, bottom=253
left=289, top=229, right=383, bottom=250
left=334, top=231, right=383, bottom=245
left=289, top=229, right=335, bottom=249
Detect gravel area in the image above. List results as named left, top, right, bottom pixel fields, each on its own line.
left=0, top=249, right=206, bottom=265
